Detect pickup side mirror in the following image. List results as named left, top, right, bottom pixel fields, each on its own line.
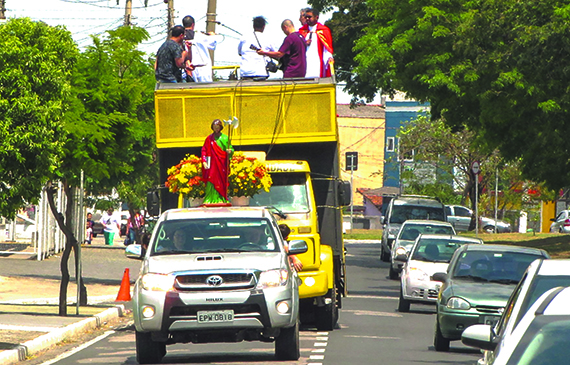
left=394, top=253, right=408, bottom=262
left=432, top=272, right=447, bottom=282
left=338, top=180, right=352, bottom=207
left=461, top=324, right=498, bottom=351
left=125, top=244, right=144, bottom=260
left=288, top=239, right=308, bottom=255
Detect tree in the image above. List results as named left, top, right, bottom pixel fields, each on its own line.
left=48, top=25, right=157, bottom=315
left=0, top=18, right=78, bottom=219
left=348, top=0, right=570, bottom=191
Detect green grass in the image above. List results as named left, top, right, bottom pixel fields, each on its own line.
left=343, top=229, right=570, bottom=258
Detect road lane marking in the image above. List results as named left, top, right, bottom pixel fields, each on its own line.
left=344, top=335, right=401, bottom=340
left=316, top=336, right=328, bottom=341
left=342, top=309, right=403, bottom=317
left=312, top=348, right=326, bottom=353
left=310, top=355, right=325, bottom=360
left=346, top=294, right=399, bottom=300
left=0, top=324, right=53, bottom=332
left=314, top=342, right=327, bottom=347
left=316, top=331, right=329, bottom=335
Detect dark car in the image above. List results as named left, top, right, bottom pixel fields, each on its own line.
left=432, top=244, right=549, bottom=351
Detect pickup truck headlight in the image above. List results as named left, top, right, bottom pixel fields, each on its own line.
left=446, top=296, right=471, bottom=310
left=257, top=269, right=289, bottom=289
left=141, top=273, right=174, bottom=291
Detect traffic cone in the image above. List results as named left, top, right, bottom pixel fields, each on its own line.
left=116, top=268, right=132, bottom=302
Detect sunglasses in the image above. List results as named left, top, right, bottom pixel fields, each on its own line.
left=304, top=15, right=313, bottom=19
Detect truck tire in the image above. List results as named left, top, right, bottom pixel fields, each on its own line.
left=275, top=320, right=300, bottom=360
left=316, top=284, right=338, bottom=331
left=135, top=330, right=166, bottom=364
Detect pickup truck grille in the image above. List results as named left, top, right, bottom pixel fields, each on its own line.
left=175, top=273, right=255, bottom=290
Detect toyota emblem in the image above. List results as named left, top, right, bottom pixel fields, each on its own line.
left=206, top=275, right=223, bottom=286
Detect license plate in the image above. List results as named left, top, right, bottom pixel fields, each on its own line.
left=197, top=310, right=234, bottom=323
left=480, top=315, right=499, bottom=327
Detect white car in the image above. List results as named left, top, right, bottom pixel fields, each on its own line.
left=397, top=234, right=483, bottom=312
left=462, top=286, right=570, bottom=365
left=388, top=220, right=456, bottom=279
left=461, top=258, right=570, bottom=364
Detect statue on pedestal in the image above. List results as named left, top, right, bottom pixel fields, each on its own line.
left=201, top=119, right=234, bottom=204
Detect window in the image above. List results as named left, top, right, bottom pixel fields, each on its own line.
left=386, top=137, right=395, bottom=152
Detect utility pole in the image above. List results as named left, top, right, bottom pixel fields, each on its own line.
left=0, top=0, right=6, bottom=20
left=206, top=0, right=217, bottom=65
left=124, top=0, right=132, bottom=26
left=166, top=0, right=174, bottom=33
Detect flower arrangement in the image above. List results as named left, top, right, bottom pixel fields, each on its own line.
left=229, top=152, right=272, bottom=197
left=165, top=154, right=206, bottom=199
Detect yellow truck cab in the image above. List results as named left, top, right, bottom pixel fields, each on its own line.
left=150, top=77, right=350, bottom=330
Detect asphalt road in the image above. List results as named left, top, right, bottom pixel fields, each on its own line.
left=17, top=242, right=483, bottom=365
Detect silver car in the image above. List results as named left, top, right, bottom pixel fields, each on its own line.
left=130, top=207, right=307, bottom=364
left=388, top=220, right=456, bottom=279
left=549, top=209, right=570, bottom=233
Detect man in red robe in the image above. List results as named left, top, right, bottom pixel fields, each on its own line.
left=202, top=119, right=233, bottom=204
left=299, top=8, right=334, bottom=78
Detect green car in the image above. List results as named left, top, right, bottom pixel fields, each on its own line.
left=432, top=244, right=549, bottom=352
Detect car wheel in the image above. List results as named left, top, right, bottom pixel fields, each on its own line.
left=135, top=330, right=166, bottom=364
left=398, top=287, right=410, bottom=312
left=380, top=244, right=390, bottom=262
left=434, top=317, right=450, bottom=352
left=389, top=264, right=399, bottom=280
left=275, top=319, right=300, bottom=360
left=483, top=225, right=496, bottom=234
left=316, top=283, right=338, bottom=331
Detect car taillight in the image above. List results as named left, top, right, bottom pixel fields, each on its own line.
left=564, top=219, right=570, bottom=227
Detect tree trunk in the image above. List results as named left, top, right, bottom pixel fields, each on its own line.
left=46, top=181, right=88, bottom=316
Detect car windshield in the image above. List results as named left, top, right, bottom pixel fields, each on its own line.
left=508, top=317, right=570, bottom=365
left=452, top=251, right=543, bottom=283
left=389, top=205, right=445, bottom=223
left=411, top=238, right=472, bottom=263
left=150, top=218, right=279, bottom=255
left=249, top=172, right=309, bottom=213
left=514, top=276, right=570, bottom=327
left=399, top=224, right=454, bottom=241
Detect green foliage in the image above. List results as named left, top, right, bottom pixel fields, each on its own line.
left=0, top=18, right=78, bottom=218
left=403, top=181, right=462, bottom=206
left=64, top=26, right=158, bottom=207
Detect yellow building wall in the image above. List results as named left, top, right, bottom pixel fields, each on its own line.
left=338, top=117, right=385, bottom=205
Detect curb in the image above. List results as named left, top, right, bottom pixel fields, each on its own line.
left=0, top=305, right=126, bottom=365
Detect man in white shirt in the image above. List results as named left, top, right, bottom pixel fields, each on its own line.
left=182, top=15, right=221, bottom=83
left=100, top=207, right=120, bottom=246
left=238, top=16, right=278, bottom=79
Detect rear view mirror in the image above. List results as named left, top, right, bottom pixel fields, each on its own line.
left=338, top=180, right=352, bottom=207
left=395, top=253, right=408, bottom=262
left=461, top=324, right=498, bottom=351
left=147, top=190, right=160, bottom=217
left=288, top=240, right=308, bottom=255
left=432, top=272, right=447, bottom=282
left=125, top=244, right=143, bottom=260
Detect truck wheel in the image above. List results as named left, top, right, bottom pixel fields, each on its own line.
left=316, top=284, right=338, bottom=331
left=135, top=330, right=166, bottom=364
left=380, top=244, right=390, bottom=262
left=388, top=265, right=399, bottom=280
left=275, top=319, right=300, bottom=360
left=398, top=287, right=410, bottom=312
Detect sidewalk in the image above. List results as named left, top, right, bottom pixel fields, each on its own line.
left=0, top=239, right=131, bottom=365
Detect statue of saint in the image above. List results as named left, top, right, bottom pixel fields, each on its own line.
left=202, top=119, right=233, bottom=204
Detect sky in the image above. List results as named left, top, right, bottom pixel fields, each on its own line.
left=6, top=0, right=331, bottom=65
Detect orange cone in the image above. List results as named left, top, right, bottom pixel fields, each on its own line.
left=116, top=268, right=132, bottom=302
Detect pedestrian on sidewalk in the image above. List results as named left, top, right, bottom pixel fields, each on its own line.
left=85, top=212, right=94, bottom=244
left=100, top=207, right=120, bottom=246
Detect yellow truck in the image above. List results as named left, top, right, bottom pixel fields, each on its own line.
left=151, top=77, right=350, bottom=330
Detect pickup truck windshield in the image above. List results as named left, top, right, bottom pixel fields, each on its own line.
left=150, top=218, right=280, bottom=255
left=250, top=172, right=309, bottom=213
